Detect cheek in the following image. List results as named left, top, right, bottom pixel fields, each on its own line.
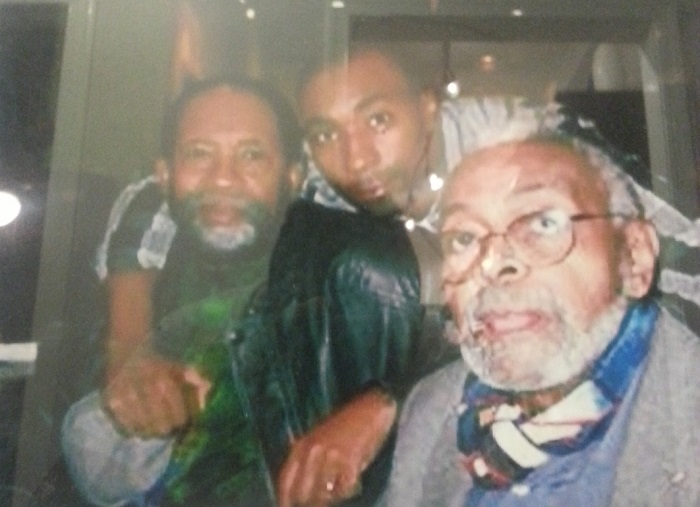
left=543, top=255, right=619, bottom=331
left=313, top=146, right=346, bottom=182
left=444, top=279, right=480, bottom=331
left=173, top=170, right=204, bottom=200
left=243, top=167, right=283, bottom=211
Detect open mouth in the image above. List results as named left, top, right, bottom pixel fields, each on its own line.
left=473, top=311, right=548, bottom=340
left=199, top=201, right=245, bottom=227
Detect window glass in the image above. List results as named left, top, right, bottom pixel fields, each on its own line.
left=5, top=2, right=699, bottom=506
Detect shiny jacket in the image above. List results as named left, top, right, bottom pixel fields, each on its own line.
left=260, top=200, right=459, bottom=505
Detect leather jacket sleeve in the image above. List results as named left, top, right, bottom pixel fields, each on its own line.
left=261, top=200, right=459, bottom=504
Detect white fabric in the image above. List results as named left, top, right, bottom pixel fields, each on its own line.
left=61, top=391, right=174, bottom=507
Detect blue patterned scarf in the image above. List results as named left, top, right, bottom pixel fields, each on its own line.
left=456, top=301, right=659, bottom=495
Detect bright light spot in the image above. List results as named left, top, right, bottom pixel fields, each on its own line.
left=429, top=173, right=444, bottom=191
left=331, top=0, right=345, bottom=8
left=246, top=8, right=256, bottom=19
left=445, top=80, right=460, bottom=98
left=0, top=191, right=21, bottom=227
left=511, top=9, right=524, bottom=17
left=404, top=218, right=416, bottom=231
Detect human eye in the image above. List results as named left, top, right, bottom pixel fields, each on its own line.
left=526, top=209, right=569, bottom=236
left=367, top=110, right=392, bottom=132
left=180, top=143, right=213, bottom=162
left=239, top=143, right=267, bottom=162
left=305, top=124, right=338, bottom=148
left=440, top=230, right=479, bottom=256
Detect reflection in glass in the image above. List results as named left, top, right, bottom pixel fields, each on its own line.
left=0, top=3, right=67, bottom=503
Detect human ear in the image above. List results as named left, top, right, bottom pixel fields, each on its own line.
left=620, top=219, right=659, bottom=298
left=154, top=159, right=170, bottom=193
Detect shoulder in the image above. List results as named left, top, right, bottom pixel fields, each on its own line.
left=648, top=308, right=700, bottom=367
left=615, top=307, right=700, bottom=505
left=96, top=177, right=174, bottom=278
left=388, top=360, right=467, bottom=507
left=400, top=359, right=467, bottom=425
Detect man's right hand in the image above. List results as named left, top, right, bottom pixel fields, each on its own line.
left=102, top=350, right=211, bottom=437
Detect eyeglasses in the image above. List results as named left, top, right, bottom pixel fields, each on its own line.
left=440, top=209, right=625, bottom=271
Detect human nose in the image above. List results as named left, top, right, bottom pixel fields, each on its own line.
left=478, top=235, right=528, bottom=285
left=209, top=151, right=243, bottom=189
left=346, top=124, right=379, bottom=173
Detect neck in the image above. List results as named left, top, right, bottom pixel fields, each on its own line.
left=508, top=372, right=586, bottom=418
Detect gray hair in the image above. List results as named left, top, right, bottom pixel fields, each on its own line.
left=440, top=96, right=644, bottom=218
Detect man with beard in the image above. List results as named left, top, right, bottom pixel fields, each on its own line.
left=61, top=76, right=301, bottom=507
left=385, top=97, right=700, bottom=507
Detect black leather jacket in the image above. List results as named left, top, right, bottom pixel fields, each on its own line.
left=256, top=199, right=459, bottom=505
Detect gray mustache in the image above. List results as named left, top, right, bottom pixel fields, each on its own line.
left=198, top=194, right=251, bottom=209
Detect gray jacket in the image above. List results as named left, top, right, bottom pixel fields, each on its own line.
left=386, top=309, right=700, bottom=507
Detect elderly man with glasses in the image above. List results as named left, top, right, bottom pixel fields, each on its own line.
left=385, top=98, right=700, bottom=507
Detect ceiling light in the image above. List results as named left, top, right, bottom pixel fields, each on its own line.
left=0, top=191, right=21, bottom=227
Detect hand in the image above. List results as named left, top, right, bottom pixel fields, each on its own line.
left=277, top=388, right=397, bottom=507
left=102, top=348, right=211, bottom=437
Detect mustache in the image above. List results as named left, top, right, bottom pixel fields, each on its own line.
left=175, top=192, right=263, bottom=222
left=197, top=194, right=252, bottom=209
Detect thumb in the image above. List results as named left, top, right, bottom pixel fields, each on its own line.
left=182, top=367, right=211, bottom=410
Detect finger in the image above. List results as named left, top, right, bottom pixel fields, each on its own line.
left=141, top=373, right=188, bottom=435
left=103, top=384, right=147, bottom=435
left=182, top=367, right=211, bottom=410
left=277, top=452, right=301, bottom=507
left=323, top=448, right=359, bottom=501
left=297, top=444, right=326, bottom=505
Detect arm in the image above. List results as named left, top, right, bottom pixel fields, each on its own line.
left=98, top=178, right=200, bottom=436
left=102, top=271, right=210, bottom=436
left=275, top=222, right=456, bottom=506
left=277, top=388, right=396, bottom=507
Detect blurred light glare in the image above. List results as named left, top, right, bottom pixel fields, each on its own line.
left=404, top=218, right=416, bottom=231
left=0, top=191, right=21, bottom=227
left=246, top=8, right=256, bottom=19
left=429, top=173, right=444, bottom=191
left=512, top=9, right=524, bottom=17
left=479, top=54, right=496, bottom=72
left=445, top=80, right=460, bottom=98
left=331, top=0, right=345, bottom=8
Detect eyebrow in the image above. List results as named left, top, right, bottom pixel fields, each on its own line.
left=302, top=90, right=410, bottom=132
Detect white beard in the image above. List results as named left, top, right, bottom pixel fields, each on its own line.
left=197, top=222, right=256, bottom=251
left=457, top=287, right=627, bottom=391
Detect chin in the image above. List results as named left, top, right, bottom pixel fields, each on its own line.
left=198, top=223, right=256, bottom=252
